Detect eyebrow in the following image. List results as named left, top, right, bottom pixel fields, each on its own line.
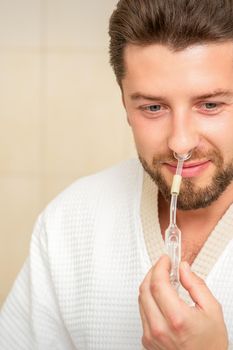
left=130, top=89, right=233, bottom=102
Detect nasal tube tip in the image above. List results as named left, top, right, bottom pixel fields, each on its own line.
left=173, top=150, right=192, bottom=161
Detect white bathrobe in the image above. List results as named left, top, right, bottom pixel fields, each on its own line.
left=1, top=159, right=233, bottom=349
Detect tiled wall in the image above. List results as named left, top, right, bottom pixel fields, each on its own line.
left=0, top=0, right=136, bottom=306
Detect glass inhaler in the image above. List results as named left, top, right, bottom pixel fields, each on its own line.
left=165, top=151, right=192, bottom=290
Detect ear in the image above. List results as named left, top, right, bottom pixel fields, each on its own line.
left=121, top=92, right=131, bottom=126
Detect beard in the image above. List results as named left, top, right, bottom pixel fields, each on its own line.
left=139, top=148, right=233, bottom=210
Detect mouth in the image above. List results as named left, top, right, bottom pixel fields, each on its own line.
left=164, top=160, right=211, bottom=177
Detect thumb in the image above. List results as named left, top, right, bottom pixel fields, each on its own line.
left=179, top=261, right=217, bottom=310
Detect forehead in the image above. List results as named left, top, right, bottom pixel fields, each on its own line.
left=122, top=42, right=233, bottom=94
left=124, top=42, right=233, bottom=72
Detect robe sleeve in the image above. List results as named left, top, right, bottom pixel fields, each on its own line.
left=0, top=214, right=74, bottom=350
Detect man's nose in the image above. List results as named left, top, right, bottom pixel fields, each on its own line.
left=167, top=113, right=200, bottom=156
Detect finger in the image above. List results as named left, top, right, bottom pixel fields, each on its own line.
left=139, top=283, right=168, bottom=334
left=139, top=290, right=167, bottom=350
left=179, top=261, right=218, bottom=311
left=150, top=255, right=187, bottom=321
left=139, top=301, right=151, bottom=342
left=139, top=265, right=168, bottom=333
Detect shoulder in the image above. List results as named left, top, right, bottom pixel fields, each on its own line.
left=41, top=158, right=142, bottom=224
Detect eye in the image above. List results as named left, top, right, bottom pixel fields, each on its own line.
left=142, top=104, right=161, bottom=112
left=140, top=105, right=162, bottom=113
left=138, top=103, right=168, bottom=119
left=197, top=102, right=224, bottom=115
left=203, top=102, right=218, bottom=109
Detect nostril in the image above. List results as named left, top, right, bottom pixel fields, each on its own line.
left=173, top=150, right=192, bottom=161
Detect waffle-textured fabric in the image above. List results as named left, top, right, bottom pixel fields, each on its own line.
left=1, top=159, right=233, bottom=349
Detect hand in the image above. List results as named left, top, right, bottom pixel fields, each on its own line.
left=138, top=255, right=228, bottom=350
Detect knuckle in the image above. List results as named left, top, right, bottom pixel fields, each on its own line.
left=139, top=283, right=145, bottom=295
left=214, top=299, right=223, bottom=313
left=138, top=293, right=142, bottom=305
left=169, top=315, right=186, bottom=333
left=150, top=281, right=160, bottom=296
left=150, top=324, right=166, bottom=340
left=141, top=334, right=152, bottom=349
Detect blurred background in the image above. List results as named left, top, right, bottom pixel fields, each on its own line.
left=0, top=0, right=136, bottom=306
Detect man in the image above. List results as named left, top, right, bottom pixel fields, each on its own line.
left=1, top=0, right=233, bottom=349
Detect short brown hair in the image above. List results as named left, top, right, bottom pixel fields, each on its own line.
left=109, top=0, right=233, bottom=85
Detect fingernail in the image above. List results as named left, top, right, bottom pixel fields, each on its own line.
left=182, top=261, right=190, bottom=271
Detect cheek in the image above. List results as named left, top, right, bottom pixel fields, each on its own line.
left=198, top=116, right=233, bottom=159
left=200, top=114, right=233, bottom=164
left=219, top=131, right=233, bottom=161
left=130, top=118, right=167, bottom=155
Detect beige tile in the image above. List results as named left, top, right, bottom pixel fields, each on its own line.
left=46, top=0, right=118, bottom=48
left=45, top=51, right=135, bottom=177
left=42, top=173, right=81, bottom=206
left=0, top=52, right=41, bottom=175
left=0, top=0, right=41, bottom=47
left=0, top=119, right=42, bottom=175
left=0, top=176, right=42, bottom=306
left=0, top=52, right=41, bottom=120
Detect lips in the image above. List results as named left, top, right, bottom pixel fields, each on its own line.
left=165, top=160, right=211, bottom=177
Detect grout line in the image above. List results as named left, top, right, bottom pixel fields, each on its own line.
left=38, top=0, right=48, bottom=210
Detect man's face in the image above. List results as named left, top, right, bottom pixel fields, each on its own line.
left=121, top=43, right=233, bottom=210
